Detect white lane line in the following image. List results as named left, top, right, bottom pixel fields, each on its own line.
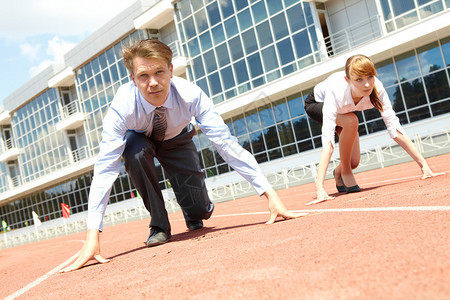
left=290, top=206, right=450, bottom=213
left=358, top=171, right=449, bottom=187
left=171, top=206, right=450, bottom=222
left=5, top=241, right=83, bottom=300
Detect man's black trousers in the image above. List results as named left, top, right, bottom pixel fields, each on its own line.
left=123, top=124, right=213, bottom=234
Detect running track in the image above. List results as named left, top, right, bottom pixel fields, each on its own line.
left=1, top=153, right=449, bottom=299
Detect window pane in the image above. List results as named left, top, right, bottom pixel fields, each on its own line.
left=391, top=0, right=415, bottom=16
left=228, top=36, right=244, bottom=61
left=193, top=56, right=205, bottom=78
left=263, top=126, right=280, bottom=149
left=247, top=52, right=263, bottom=78
left=203, top=50, right=217, bottom=73
left=292, top=29, right=312, bottom=59
left=188, top=38, right=201, bottom=57
left=211, top=24, right=226, bottom=45
left=245, top=109, right=261, bottom=132
left=220, top=66, right=235, bottom=90
left=385, top=85, right=405, bottom=112
left=375, top=58, right=398, bottom=86
left=234, top=0, right=248, bottom=12
left=92, top=57, right=100, bottom=74
left=199, top=31, right=213, bottom=51
left=431, top=100, right=450, bottom=116
left=224, top=16, right=239, bottom=38
left=395, top=51, right=421, bottom=81
left=250, top=131, right=265, bottom=153
left=251, top=1, right=268, bottom=24
left=441, top=36, right=450, bottom=66
left=196, top=78, right=209, bottom=95
left=215, top=43, right=230, bottom=67
left=424, top=70, right=450, bottom=102
left=242, top=28, right=258, bottom=55
left=202, top=148, right=215, bottom=168
left=178, top=0, right=192, bottom=19
left=271, top=13, right=289, bottom=40
left=366, top=119, right=386, bottom=134
left=259, top=105, right=275, bottom=127
left=401, top=78, right=426, bottom=109
left=238, top=134, right=251, bottom=152
left=380, top=0, right=392, bottom=19
left=219, top=0, right=235, bottom=19
left=277, top=121, right=295, bottom=145
left=266, top=0, right=283, bottom=15
left=207, top=2, right=221, bottom=27
left=238, top=8, right=253, bottom=31
left=261, top=46, right=278, bottom=72
left=194, top=9, right=208, bottom=33
left=293, top=116, right=310, bottom=141
left=233, top=114, right=246, bottom=136
left=256, top=21, right=273, bottom=48
left=408, top=106, right=430, bottom=123
left=286, top=4, right=306, bottom=33
left=233, top=59, right=249, bottom=84
left=208, top=72, right=222, bottom=95
left=273, top=99, right=290, bottom=122
left=277, top=38, right=295, bottom=65
left=99, top=53, right=108, bottom=70
left=417, top=42, right=444, bottom=74
left=287, top=93, right=305, bottom=117
left=183, top=17, right=196, bottom=40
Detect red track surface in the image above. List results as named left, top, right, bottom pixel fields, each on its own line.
left=1, top=153, right=449, bottom=299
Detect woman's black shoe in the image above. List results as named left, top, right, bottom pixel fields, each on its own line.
left=333, top=169, right=346, bottom=193
left=341, top=176, right=361, bottom=193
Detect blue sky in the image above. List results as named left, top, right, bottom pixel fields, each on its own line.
left=0, top=0, right=136, bottom=107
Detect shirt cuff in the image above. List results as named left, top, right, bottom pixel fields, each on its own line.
left=87, top=211, right=104, bottom=232
left=251, top=175, right=272, bottom=196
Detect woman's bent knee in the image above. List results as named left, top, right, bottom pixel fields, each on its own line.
left=338, top=113, right=358, bottom=130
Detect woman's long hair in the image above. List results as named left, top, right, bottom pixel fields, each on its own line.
left=345, top=54, right=383, bottom=112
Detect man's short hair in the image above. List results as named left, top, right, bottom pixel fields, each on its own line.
left=122, top=39, right=173, bottom=74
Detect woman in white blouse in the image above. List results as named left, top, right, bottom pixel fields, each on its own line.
left=304, top=54, right=441, bottom=205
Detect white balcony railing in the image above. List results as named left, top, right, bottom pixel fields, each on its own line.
left=71, top=145, right=89, bottom=162
left=0, top=138, right=20, bottom=162
left=11, top=175, right=22, bottom=187
left=4, top=138, right=14, bottom=150
left=61, top=100, right=82, bottom=119
left=318, top=15, right=383, bottom=58
left=56, top=100, right=85, bottom=131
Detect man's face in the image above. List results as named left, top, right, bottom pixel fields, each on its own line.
left=131, top=56, right=173, bottom=107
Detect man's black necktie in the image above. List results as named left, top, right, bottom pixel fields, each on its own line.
left=151, top=106, right=167, bottom=142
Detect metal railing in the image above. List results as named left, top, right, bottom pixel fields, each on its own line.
left=71, top=145, right=89, bottom=162
left=318, top=15, right=383, bottom=57
left=1, top=129, right=449, bottom=249
left=1, top=137, right=15, bottom=152
left=10, top=175, right=22, bottom=188
left=167, top=40, right=182, bottom=58
left=61, top=100, right=82, bottom=119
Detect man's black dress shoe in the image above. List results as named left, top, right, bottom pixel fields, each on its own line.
left=146, top=227, right=171, bottom=247
left=203, top=203, right=215, bottom=220
left=186, top=220, right=204, bottom=231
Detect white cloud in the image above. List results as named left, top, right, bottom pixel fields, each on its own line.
left=29, top=60, right=53, bottom=77
left=19, top=43, right=41, bottom=61
left=46, top=36, right=76, bottom=63
left=0, top=0, right=136, bottom=40
left=28, top=36, right=76, bottom=76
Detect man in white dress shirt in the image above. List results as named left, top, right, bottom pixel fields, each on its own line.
left=60, top=39, right=306, bottom=272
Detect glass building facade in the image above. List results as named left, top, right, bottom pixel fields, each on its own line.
left=176, top=0, right=318, bottom=104
left=1, top=0, right=449, bottom=231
